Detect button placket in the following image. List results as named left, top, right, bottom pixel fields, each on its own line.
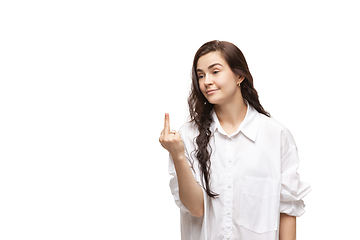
left=223, top=137, right=234, bottom=239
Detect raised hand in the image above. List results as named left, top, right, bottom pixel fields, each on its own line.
left=159, top=113, right=185, bottom=160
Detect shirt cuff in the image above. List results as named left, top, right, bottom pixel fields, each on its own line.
left=170, top=186, right=190, bottom=213
left=280, top=180, right=311, bottom=217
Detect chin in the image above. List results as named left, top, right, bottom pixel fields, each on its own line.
left=206, top=98, right=221, bottom=105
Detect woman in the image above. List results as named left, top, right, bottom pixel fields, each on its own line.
left=159, top=40, right=311, bottom=240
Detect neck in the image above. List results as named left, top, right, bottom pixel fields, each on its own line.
left=214, top=94, right=247, bottom=127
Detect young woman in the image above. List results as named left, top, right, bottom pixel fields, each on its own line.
left=159, top=40, right=311, bottom=240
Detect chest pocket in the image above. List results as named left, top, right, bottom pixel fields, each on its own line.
left=239, top=176, right=281, bottom=233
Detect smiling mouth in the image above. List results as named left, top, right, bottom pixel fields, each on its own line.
left=206, top=89, right=218, bottom=95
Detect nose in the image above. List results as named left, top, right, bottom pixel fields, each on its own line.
left=204, top=75, right=214, bottom=86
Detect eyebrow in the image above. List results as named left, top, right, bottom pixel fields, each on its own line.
left=196, top=63, right=223, bottom=72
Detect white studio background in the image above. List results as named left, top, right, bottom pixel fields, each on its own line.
left=0, top=0, right=359, bottom=239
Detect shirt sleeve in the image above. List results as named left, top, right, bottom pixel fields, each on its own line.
left=279, top=128, right=312, bottom=217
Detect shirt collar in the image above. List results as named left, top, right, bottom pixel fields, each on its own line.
left=210, top=102, right=260, bottom=142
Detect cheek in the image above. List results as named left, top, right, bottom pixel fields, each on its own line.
left=199, top=81, right=206, bottom=93
left=218, top=74, right=236, bottom=91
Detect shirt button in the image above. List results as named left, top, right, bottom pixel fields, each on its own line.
left=228, top=159, right=232, bottom=163
left=226, top=210, right=231, bottom=215
left=228, top=184, right=231, bottom=188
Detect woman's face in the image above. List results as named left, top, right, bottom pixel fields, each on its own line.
left=196, top=51, right=244, bottom=105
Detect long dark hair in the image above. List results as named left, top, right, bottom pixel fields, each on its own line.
left=188, top=40, right=270, bottom=198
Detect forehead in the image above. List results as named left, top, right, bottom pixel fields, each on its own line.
left=197, top=51, right=227, bottom=69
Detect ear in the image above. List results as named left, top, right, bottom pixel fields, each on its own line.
left=237, top=76, right=245, bottom=85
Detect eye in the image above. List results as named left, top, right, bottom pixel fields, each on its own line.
left=213, top=70, right=219, bottom=74
left=198, top=75, right=204, bottom=79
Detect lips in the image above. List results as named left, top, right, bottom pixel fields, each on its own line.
left=206, top=89, right=219, bottom=95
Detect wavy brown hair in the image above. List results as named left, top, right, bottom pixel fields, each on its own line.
left=188, top=40, right=270, bottom=198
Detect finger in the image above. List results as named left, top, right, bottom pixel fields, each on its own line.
left=174, top=131, right=181, bottom=138
left=160, top=129, right=164, bottom=138
left=164, top=113, right=170, bottom=134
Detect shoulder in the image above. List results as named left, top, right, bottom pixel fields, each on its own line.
left=178, top=120, right=199, bottom=140
left=258, top=113, right=294, bottom=142
left=257, top=114, right=298, bottom=156
left=258, top=113, right=286, bottom=130
left=178, top=121, right=200, bottom=156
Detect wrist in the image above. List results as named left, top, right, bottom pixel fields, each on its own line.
left=171, top=153, right=186, bottom=163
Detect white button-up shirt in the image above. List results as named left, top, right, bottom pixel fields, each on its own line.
left=168, top=103, right=311, bottom=240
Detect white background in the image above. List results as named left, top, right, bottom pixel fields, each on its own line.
left=1, top=0, right=359, bottom=239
